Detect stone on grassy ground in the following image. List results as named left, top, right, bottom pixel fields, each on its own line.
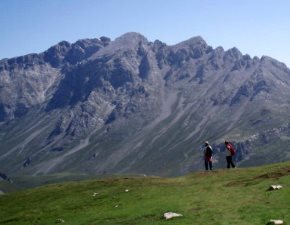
left=267, top=219, right=284, bottom=224
left=268, top=185, right=283, bottom=191
left=163, top=212, right=183, bottom=220
left=55, top=218, right=65, bottom=223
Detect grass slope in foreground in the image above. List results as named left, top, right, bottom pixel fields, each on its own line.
left=1, top=162, right=290, bottom=225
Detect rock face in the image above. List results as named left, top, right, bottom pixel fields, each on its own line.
left=1, top=32, right=290, bottom=176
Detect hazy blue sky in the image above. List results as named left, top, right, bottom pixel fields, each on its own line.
left=1, top=0, right=290, bottom=66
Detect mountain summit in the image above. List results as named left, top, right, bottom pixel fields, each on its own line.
left=1, top=33, right=290, bottom=176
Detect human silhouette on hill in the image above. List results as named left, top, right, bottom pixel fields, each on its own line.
left=224, top=141, right=236, bottom=168
left=203, top=141, right=213, bottom=171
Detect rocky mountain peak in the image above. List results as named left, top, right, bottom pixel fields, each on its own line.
left=116, top=32, right=148, bottom=43
left=180, top=36, right=207, bottom=45
left=166, top=36, right=212, bottom=63
left=173, top=36, right=208, bottom=50
left=112, top=32, right=149, bottom=50
left=225, top=47, right=243, bottom=60
left=260, top=55, right=286, bottom=67
left=43, top=41, right=71, bottom=67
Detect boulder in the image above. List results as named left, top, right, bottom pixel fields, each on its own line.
left=268, top=185, right=283, bottom=191
left=267, top=219, right=284, bottom=224
left=163, top=212, right=183, bottom=220
left=55, top=218, right=65, bottom=223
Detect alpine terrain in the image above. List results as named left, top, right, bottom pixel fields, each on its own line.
left=1, top=32, right=290, bottom=176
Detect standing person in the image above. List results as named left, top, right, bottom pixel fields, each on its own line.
left=225, top=141, right=236, bottom=168
left=203, top=141, right=213, bottom=171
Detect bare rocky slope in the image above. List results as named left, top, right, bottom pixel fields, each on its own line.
left=1, top=32, right=290, bottom=176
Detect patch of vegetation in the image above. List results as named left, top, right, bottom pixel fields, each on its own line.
left=1, top=162, right=290, bottom=224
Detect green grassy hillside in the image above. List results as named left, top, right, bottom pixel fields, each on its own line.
left=1, top=162, right=290, bottom=225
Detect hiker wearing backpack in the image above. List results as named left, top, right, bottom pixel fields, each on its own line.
left=203, top=141, right=213, bottom=170
left=225, top=141, right=236, bottom=168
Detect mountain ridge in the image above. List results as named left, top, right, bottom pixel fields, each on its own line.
left=1, top=32, right=290, bottom=176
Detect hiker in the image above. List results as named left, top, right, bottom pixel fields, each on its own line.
left=203, top=141, right=213, bottom=170
left=225, top=141, right=236, bottom=168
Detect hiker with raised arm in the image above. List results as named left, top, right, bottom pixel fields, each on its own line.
left=203, top=141, right=213, bottom=171
left=224, top=140, right=236, bottom=168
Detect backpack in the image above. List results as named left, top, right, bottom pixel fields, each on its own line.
left=227, top=142, right=236, bottom=156
left=206, top=146, right=213, bottom=157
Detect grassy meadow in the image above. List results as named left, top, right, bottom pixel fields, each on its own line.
left=1, top=162, right=290, bottom=225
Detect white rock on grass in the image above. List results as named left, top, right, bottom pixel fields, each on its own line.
left=55, top=218, right=65, bottom=223
left=163, top=212, right=183, bottom=220
left=267, top=219, right=284, bottom=224
left=268, top=185, right=283, bottom=191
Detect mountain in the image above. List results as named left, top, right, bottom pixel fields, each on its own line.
left=1, top=32, right=290, bottom=176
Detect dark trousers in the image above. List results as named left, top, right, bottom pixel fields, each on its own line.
left=205, top=160, right=213, bottom=170
left=226, top=156, right=235, bottom=168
